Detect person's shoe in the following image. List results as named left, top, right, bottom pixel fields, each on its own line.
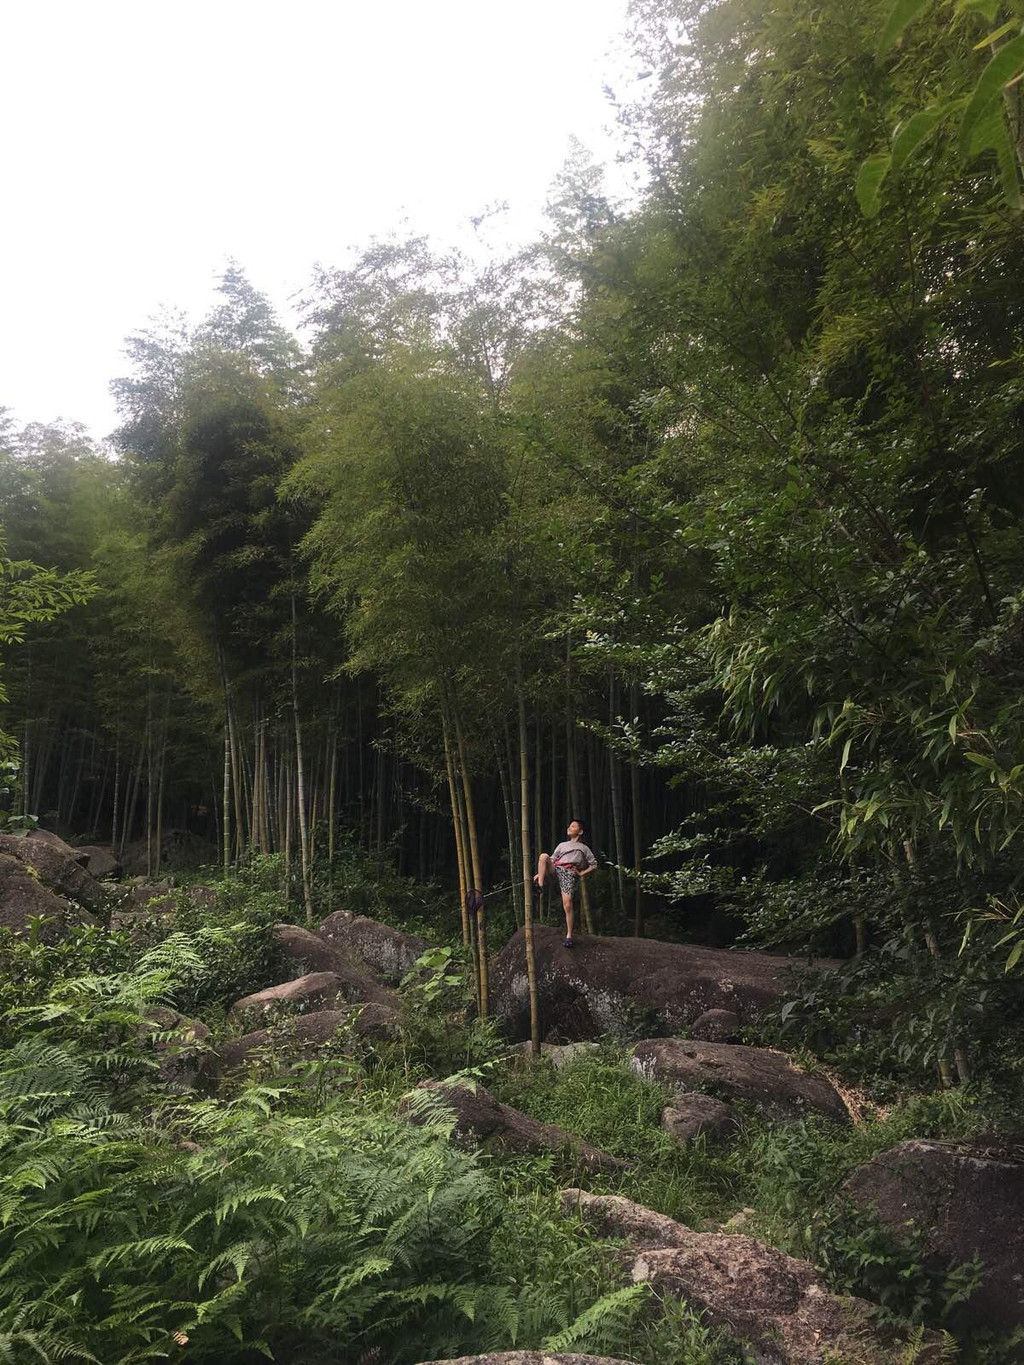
left=564, top=936, right=574, bottom=949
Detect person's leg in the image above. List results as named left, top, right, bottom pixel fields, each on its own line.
left=534, top=851, right=553, bottom=889
left=562, top=888, right=575, bottom=942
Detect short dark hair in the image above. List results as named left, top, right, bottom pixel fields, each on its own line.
left=569, top=817, right=584, bottom=829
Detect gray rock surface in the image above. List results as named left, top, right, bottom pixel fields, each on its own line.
left=514, top=1041, right=600, bottom=1069
left=690, top=1008, right=741, bottom=1042
left=28, top=829, right=89, bottom=863
left=0, top=832, right=106, bottom=912
left=631, top=1038, right=849, bottom=1125
left=0, top=852, right=91, bottom=939
left=417, top=1356, right=641, bottom=1365
left=490, top=924, right=827, bottom=1042
left=207, top=1004, right=401, bottom=1081
left=273, top=923, right=398, bottom=1007
left=143, top=1007, right=211, bottom=1089
left=75, top=844, right=122, bottom=878
left=403, top=1079, right=626, bottom=1173
left=319, top=909, right=429, bottom=982
left=229, top=971, right=350, bottom=1023
left=846, top=1136, right=1024, bottom=1334
left=660, top=1093, right=740, bottom=1145
left=562, top=1190, right=942, bottom=1364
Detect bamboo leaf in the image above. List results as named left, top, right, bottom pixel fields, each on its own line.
left=960, top=35, right=1024, bottom=158
left=891, top=104, right=954, bottom=171
left=975, top=19, right=1019, bottom=49
left=856, top=153, right=892, bottom=216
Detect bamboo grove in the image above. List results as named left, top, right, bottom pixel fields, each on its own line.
left=5, top=0, right=1024, bottom=1078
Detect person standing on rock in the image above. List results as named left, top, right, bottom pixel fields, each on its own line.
left=534, top=819, right=597, bottom=949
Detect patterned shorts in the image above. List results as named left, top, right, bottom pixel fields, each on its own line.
left=554, top=864, right=577, bottom=897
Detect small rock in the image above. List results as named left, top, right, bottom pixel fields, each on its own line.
left=720, top=1206, right=757, bottom=1234
left=143, top=1007, right=211, bottom=1089
left=75, top=845, right=121, bottom=879
left=660, top=1093, right=739, bottom=1145
left=690, top=1008, right=740, bottom=1042
left=402, top=1079, right=627, bottom=1173
left=514, top=1041, right=600, bottom=1070
left=631, top=1038, right=850, bottom=1125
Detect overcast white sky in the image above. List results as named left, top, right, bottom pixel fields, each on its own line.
left=2, top=0, right=637, bottom=441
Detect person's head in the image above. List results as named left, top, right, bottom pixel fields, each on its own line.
left=567, top=819, right=584, bottom=840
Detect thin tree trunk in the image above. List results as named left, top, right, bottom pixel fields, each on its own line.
left=630, top=681, right=643, bottom=938
left=145, top=674, right=154, bottom=880
left=291, top=592, right=315, bottom=925
left=327, top=711, right=338, bottom=900
left=565, top=635, right=580, bottom=813
left=443, top=715, right=471, bottom=948
left=222, top=722, right=231, bottom=876
left=609, top=673, right=626, bottom=917
left=456, top=714, right=487, bottom=1018
left=496, top=734, right=520, bottom=928
left=284, top=740, right=293, bottom=910
left=517, top=659, right=540, bottom=1054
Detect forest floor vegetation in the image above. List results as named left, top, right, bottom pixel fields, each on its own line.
left=0, top=853, right=1021, bottom=1364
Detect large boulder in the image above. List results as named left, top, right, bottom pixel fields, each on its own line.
left=229, top=972, right=350, bottom=1024
left=403, top=1079, right=626, bottom=1173
left=490, top=924, right=823, bottom=1042
left=417, top=1356, right=641, bottom=1365
left=27, top=828, right=89, bottom=863
left=318, top=909, right=429, bottom=983
left=631, top=1038, right=850, bottom=1125
left=562, top=1190, right=942, bottom=1364
left=417, top=1357, right=641, bottom=1365
left=0, top=852, right=92, bottom=940
left=0, top=832, right=106, bottom=913
left=75, top=845, right=121, bottom=879
left=846, top=1137, right=1024, bottom=1335
left=273, top=924, right=398, bottom=1007
left=207, top=1004, right=401, bottom=1082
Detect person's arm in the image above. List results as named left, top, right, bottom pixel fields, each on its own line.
left=578, top=845, right=598, bottom=876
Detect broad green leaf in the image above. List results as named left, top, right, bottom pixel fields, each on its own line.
left=960, top=35, right=1024, bottom=157
left=967, top=103, right=1006, bottom=155
left=993, top=117, right=1023, bottom=207
left=856, top=153, right=892, bottom=216
left=1005, top=939, right=1024, bottom=972
left=876, top=0, right=934, bottom=56
left=891, top=104, right=954, bottom=171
